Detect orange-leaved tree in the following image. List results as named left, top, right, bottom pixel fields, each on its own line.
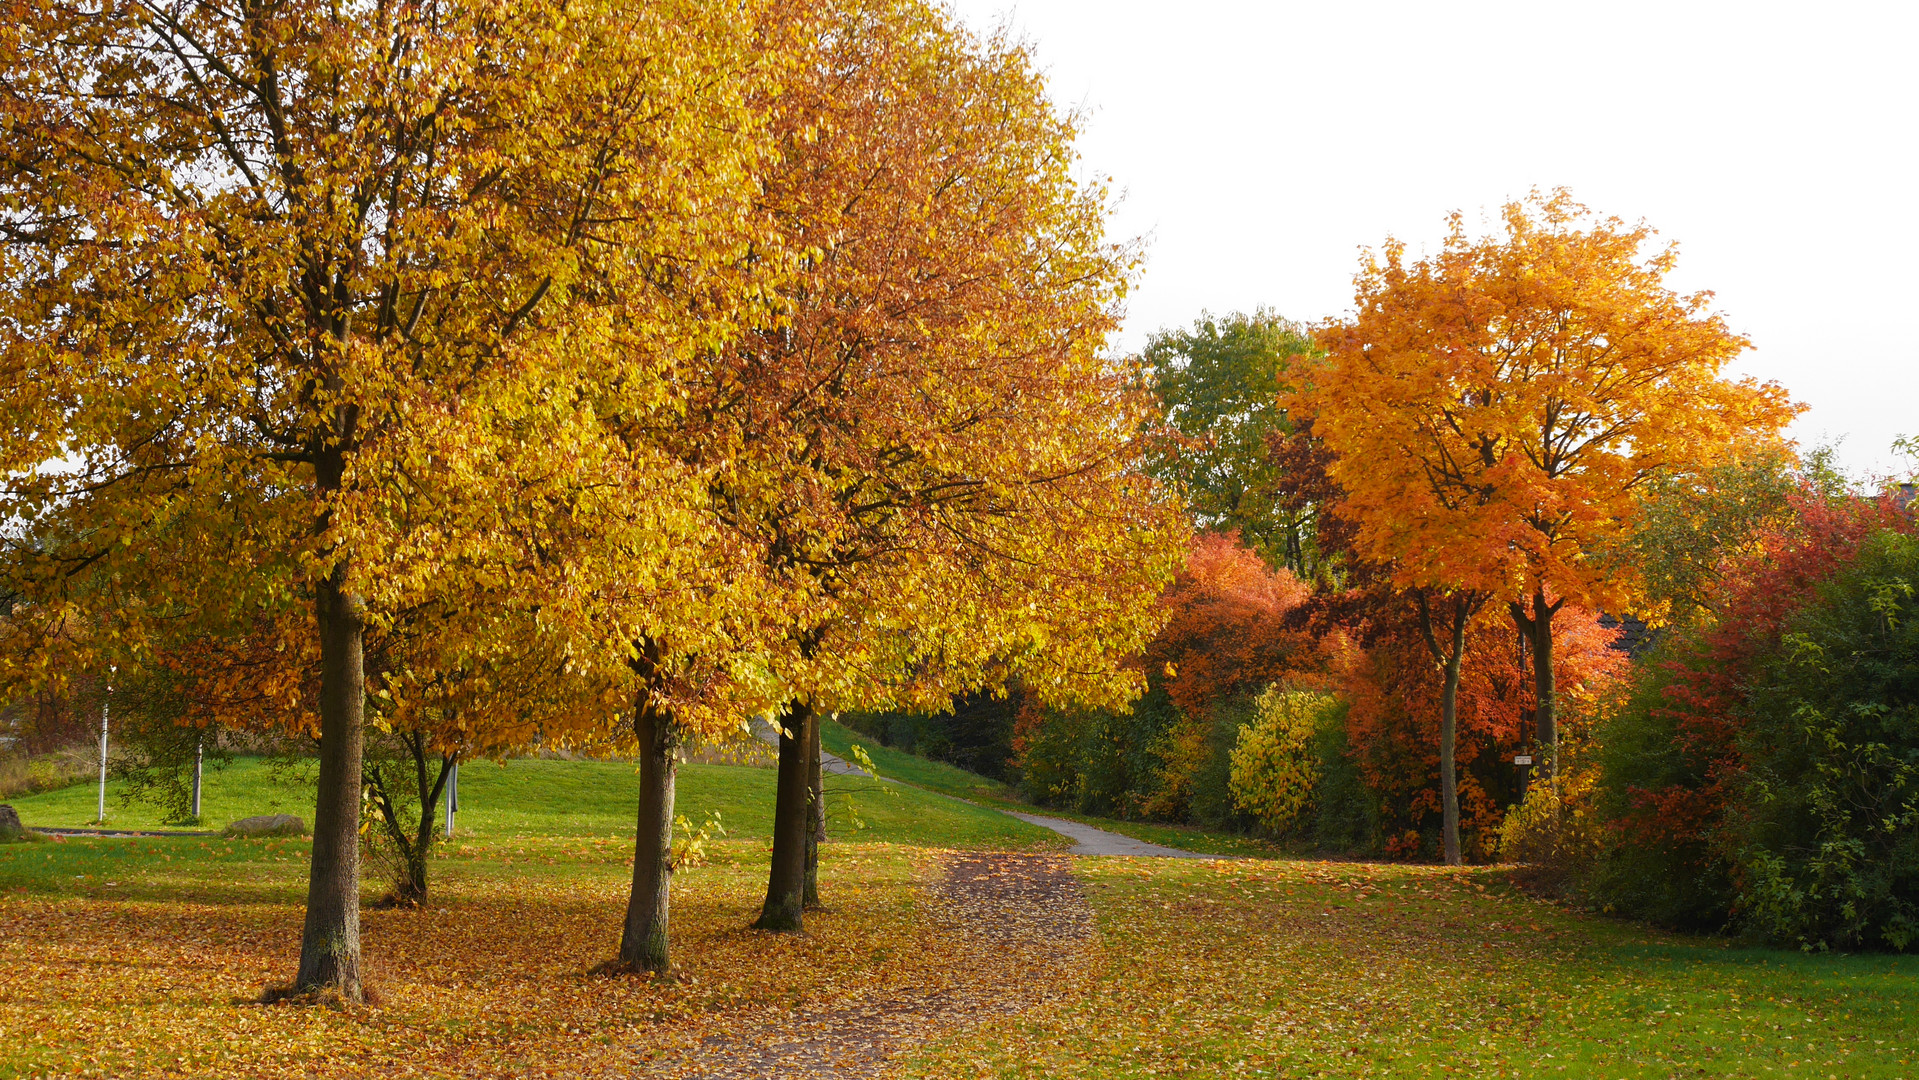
left=0, top=0, right=779, bottom=1001
left=1147, top=532, right=1314, bottom=721
left=1301, top=191, right=1798, bottom=789
left=674, top=0, right=1182, bottom=935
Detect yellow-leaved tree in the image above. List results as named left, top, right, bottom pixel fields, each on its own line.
left=0, top=0, right=781, bottom=1001
left=710, top=0, right=1185, bottom=935
left=554, top=0, right=1185, bottom=965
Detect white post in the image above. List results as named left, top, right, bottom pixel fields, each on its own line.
left=97, top=691, right=109, bottom=824
left=444, top=760, right=458, bottom=839
left=191, top=734, right=204, bottom=820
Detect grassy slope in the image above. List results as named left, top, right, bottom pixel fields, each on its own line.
left=4, top=753, right=1060, bottom=850
left=821, top=718, right=1275, bottom=856
left=821, top=719, right=1021, bottom=804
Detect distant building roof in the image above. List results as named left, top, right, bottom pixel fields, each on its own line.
left=1598, top=613, right=1657, bottom=657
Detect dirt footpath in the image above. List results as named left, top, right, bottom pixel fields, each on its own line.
left=662, top=852, right=1091, bottom=1079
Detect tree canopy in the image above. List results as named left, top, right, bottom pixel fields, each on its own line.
left=1144, top=311, right=1319, bottom=575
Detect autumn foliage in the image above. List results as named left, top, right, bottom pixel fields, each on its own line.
left=1617, top=493, right=1913, bottom=863
left=1301, top=191, right=1797, bottom=613
left=1146, top=533, right=1314, bottom=719
left=1333, top=606, right=1625, bottom=859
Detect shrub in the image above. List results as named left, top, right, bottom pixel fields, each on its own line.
left=1495, top=765, right=1602, bottom=893
left=1305, top=700, right=1378, bottom=852
left=1012, top=685, right=1179, bottom=818
left=1228, top=688, right=1340, bottom=836
left=1585, top=492, right=1908, bottom=931
left=1585, top=649, right=1738, bottom=928
left=1139, top=692, right=1255, bottom=828
left=1731, top=528, right=1919, bottom=951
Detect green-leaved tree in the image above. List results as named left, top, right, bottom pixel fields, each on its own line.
left=1143, top=311, right=1319, bottom=575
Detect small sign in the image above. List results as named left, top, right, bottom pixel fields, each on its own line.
left=1513, top=754, right=1534, bottom=766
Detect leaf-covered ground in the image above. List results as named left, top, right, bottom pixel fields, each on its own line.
left=0, top=834, right=1058, bottom=1078
left=908, top=859, right=1919, bottom=1079
left=4, top=757, right=1916, bottom=1079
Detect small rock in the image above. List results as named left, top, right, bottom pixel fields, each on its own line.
left=0, top=804, right=21, bottom=833
left=223, top=813, right=308, bottom=838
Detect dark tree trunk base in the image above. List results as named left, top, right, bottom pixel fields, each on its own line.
left=756, top=699, right=815, bottom=934
left=259, top=981, right=381, bottom=1009
left=619, top=655, right=680, bottom=975
left=588, top=958, right=686, bottom=982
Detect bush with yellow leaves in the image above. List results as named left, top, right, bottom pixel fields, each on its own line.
left=1495, top=764, right=1602, bottom=891
left=1228, top=687, right=1340, bottom=836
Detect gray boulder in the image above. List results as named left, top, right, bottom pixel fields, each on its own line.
left=222, top=813, right=307, bottom=838
left=0, top=804, right=22, bottom=834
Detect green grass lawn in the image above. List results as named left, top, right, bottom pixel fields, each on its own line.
left=909, top=859, right=1919, bottom=1079
left=4, top=751, right=1060, bottom=850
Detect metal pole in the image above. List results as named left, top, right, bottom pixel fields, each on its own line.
left=192, top=734, right=204, bottom=820
left=444, top=760, right=458, bottom=839
left=97, top=689, right=110, bottom=824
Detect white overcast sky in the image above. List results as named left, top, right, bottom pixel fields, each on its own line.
left=941, top=0, right=1918, bottom=478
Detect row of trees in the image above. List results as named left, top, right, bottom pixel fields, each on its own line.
left=0, top=0, right=1184, bottom=1000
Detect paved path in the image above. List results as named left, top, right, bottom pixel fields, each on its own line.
left=748, top=717, right=874, bottom=777
left=749, top=719, right=1220, bottom=857
left=1006, top=812, right=1224, bottom=858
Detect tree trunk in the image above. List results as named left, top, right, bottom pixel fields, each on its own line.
left=804, top=714, right=825, bottom=911
left=405, top=751, right=443, bottom=903
left=1511, top=587, right=1565, bottom=778
left=295, top=556, right=367, bottom=1000
left=1418, top=590, right=1476, bottom=868
left=405, top=750, right=453, bottom=904
left=620, top=695, right=679, bottom=972
left=364, top=733, right=453, bottom=906
left=755, top=699, right=813, bottom=933
left=1532, top=588, right=1559, bottom=777
left=1438, top=627, right=1465, bottom=867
